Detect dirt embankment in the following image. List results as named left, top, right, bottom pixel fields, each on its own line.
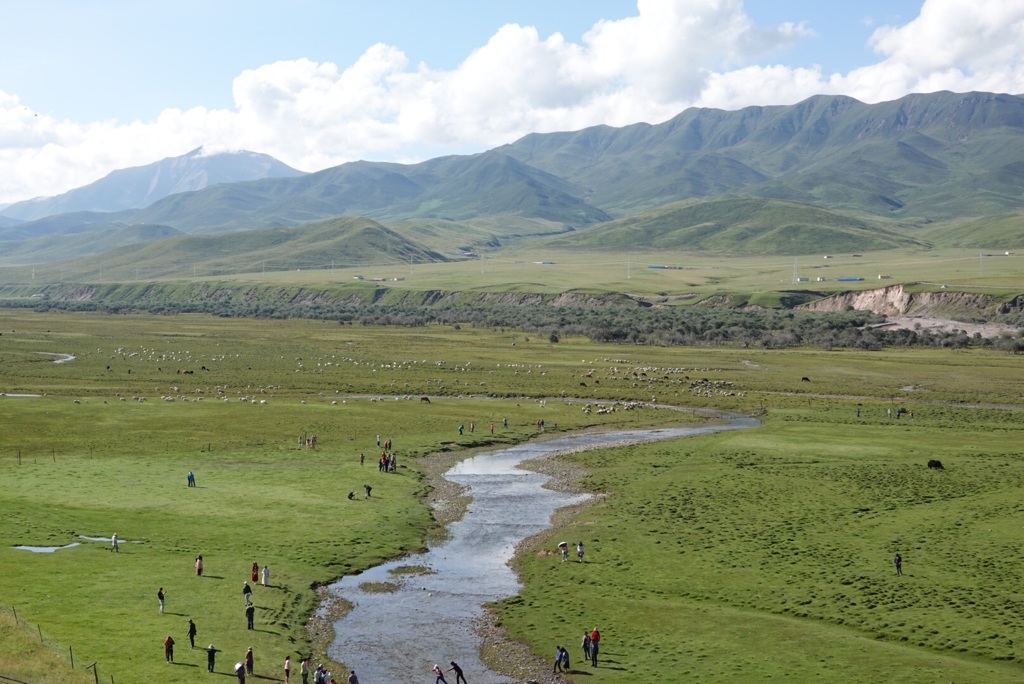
left=801, top=284, right=1023, bottom=337
left=801, top=284, right=1002, bottom=317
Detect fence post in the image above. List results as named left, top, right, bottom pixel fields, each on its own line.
left=70, top=645, right=74, bottom=668
left=12, top=607, right=16, bottom=623
left=37, top=625, right=43, bottom=643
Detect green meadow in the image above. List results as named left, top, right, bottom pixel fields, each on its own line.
left=0, top=310, right=1022, bottom=682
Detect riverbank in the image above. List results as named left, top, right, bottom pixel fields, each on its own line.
left=322, top=418, right=747, bottom=682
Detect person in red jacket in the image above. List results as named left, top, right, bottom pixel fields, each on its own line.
left=164, top=635, right=175, bottom=663
left=590, top=627, right=600, bottom=667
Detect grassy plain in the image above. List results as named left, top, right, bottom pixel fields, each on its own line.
left=2, top=246, right=1022, bottom=297
left=0, top=310, right=1022, bottom=683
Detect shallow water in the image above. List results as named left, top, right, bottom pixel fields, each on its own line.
left=13, top=542, right=81, bottom=553
left=325, top=415, right=757, bottom=683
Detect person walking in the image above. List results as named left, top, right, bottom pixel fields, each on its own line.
left=195, top=554, right=203, bottom=576
left=262, top=565, right=270, bottom=586
left=245, top=647, right=254, bottom=675
left=561, top=645, right=571, bottom=671
left=157, top=587, right=165, bottom=614
left=581, top=631, right=591, bottom=662
left=188, top=471, right=196, bottom=487
left=284, top=655, right=292, bottom=684
left=553, top=646, right=564, bottom=673
left=347, top=670, right=359, bottom=684
left=234, top=660, right=246, bottom=683
left=207, top=644, right=218, bottom=672
left=432, top=663, right=449, bottom=684
left=448, top=661, right=467, bottom=684
left=894, top=553, right=903, bottom=576
left=243, top=581, right=253, bottom=605
left=111, top=533, right=119, bottom=553
left=590, top=627, right=600, bottom=667
left=577, top=541, right=585, bottom=562
left=164, top=635, right=175, bottom=663
left=246, top=603, right=255, bottom=630
left=187, top=618, right=197, bottom=648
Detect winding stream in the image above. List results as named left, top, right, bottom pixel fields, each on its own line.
left=325, top=414, right=758, bottom=682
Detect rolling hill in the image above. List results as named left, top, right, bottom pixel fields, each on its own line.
left=545, top=197, right=923, bottom=254
left=47, top=217, right=450, bottom=281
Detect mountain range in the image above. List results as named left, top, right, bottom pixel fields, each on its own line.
left=2, top=90, right=1024, bottom=268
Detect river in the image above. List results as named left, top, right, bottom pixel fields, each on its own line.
left=324, top=414, right=758, bottom=683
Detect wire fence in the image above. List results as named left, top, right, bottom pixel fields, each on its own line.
left=0, top=602, right=113, bottom=683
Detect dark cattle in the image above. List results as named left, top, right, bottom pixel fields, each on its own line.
left=927, top=459, right=944, bottom=470
left=420, top=396, right=430, bottom=403
left=201, top=366, right=209, bottom=371
left=580, top=382, right=587, bottom=387
left=801, top=377, right=811, bottom=382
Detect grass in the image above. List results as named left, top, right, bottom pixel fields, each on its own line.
left=2, top=245, right=1023, bottom=297
left=0, top=310, right=1022, bottom=682
left=500, top=404, right=1024, bottom=682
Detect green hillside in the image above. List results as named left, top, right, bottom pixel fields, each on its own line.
left=919, top=212, right=1024, bottom=249
left=547, top=197, right=922, bottom=255
left=0, top=224, right=182, bottom=266
left=56, top=217, right=451, bottom=280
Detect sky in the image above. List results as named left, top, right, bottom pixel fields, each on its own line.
left=1, top=0, right=1023, bottom=205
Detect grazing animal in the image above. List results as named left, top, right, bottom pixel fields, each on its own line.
left=420, top=396, right=430, bottom=403
left=927, top=459, right=944, bottom=470
left=580, top=382, right=587, bottom=387
left=801, top=376, right=811, bottom=382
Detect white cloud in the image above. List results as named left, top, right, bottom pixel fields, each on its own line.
left=1, top=0, right=1024, bottom=204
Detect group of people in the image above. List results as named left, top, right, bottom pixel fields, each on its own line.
left=555, top=628, right=602, bottom=672
left=378, top=451, right=397, bottom=472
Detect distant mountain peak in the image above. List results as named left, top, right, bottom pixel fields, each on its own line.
left=0, top=147, right=305, bottom=222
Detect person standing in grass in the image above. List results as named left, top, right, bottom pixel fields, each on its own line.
left=157, top=587, right=165, bottom=613
left=187, top=618, right=197, bottom=648
left=243, top=581, right=253, bottom=605
left=246, top=603, right=255, bottom=630
left=576, top=541, right=585, bottom=562
left=894, top=553, right=903, bottom=576
left=245, top=647, right=254, bottom=675
left=207, top=644, right=218, bottom=672
left=251, top=562, right=259, bottom=583
left=590, top=628, right=600, bottom=667
left=581, top=632, right=591, bottom=662
left=262, top=564, right=269, bottom=586
left=195, top=554, right=203, bottom=576
left=164, top=634, right=175, bottom=663
left=300, top=657, right=310, bottom=684
left=284, top=655, right=291, bottom=684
